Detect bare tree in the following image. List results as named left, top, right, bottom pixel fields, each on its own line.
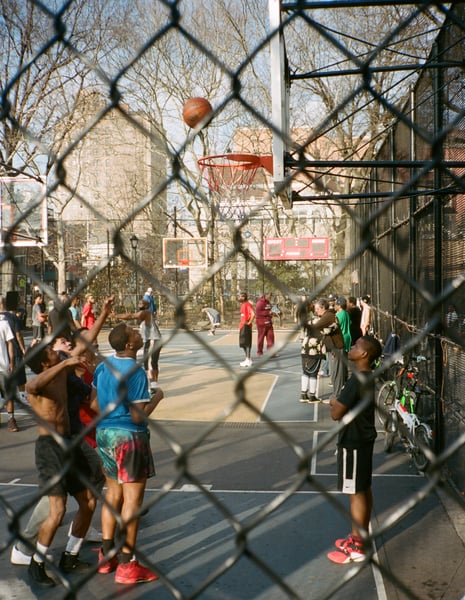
left=0, top=0, right=130, bottom=292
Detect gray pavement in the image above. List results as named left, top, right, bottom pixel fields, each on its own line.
left=0, top=329, right=464, bottom=599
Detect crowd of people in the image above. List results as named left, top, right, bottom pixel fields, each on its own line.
left=4, top=288, right=164, bottom=587
left=4, top=285, right=378, bottom=584
left=231, top=289, right=380, bottom=564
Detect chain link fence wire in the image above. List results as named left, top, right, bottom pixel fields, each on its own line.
left=1, top=1, right=465, bottom=598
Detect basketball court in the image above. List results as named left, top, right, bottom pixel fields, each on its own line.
left=1, top=329, right=465, bottom=598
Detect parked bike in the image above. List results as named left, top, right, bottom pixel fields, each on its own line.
left=376, top=355, right=434, bottom=471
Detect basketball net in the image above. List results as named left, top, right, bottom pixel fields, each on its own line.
left=197, top=154, right=262, bottom=222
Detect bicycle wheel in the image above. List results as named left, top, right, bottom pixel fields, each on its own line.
left=376, top=381, right=397, bottom=427
left=412, top=424, right=432, bottom=471
left=384, top=412, right=397, bottom=453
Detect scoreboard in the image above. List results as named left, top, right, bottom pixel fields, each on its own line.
left=264, top=237, right=329, bottom=261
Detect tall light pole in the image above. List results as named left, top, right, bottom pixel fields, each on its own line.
left=130, top=234, right=139, bottom=308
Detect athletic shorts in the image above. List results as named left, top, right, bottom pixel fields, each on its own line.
left=239, top=324, right=252, bottom=349
left=96, top=428, right=155, bottom=483
left=337, top=443, right=374, bottom=494
left=35, top=435, right=91, bottom=497
left=301, top=355, right=322, bottom=378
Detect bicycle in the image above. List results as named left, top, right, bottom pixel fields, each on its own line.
left=376, top=355, right=434, bottom=471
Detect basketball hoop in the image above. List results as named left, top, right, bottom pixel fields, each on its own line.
left=198, top=153, right=263, bottom=221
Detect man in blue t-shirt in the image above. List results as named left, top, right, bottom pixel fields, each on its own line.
left=91, top=322, right=163, bottom=585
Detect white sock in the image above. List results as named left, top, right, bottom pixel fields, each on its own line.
left=301, top=375, right=309, bottom=392
left=34, top=542, right=49, bottom=563
left=309, top=377, right=317, bottom=395
left=65, top=534, right=84, bottom=555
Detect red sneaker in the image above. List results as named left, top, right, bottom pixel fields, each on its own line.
left=334, top=534, right=356, bottom=550
left=328, top=538, right=365, bottom=564
left=97, top=549, right=118, bottom=574
left=115, top=560, right=158, bottom=584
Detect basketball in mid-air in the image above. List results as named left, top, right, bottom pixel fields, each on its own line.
left=182, top=97, right=213, bottom=128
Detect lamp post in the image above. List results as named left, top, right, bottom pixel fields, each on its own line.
left=130, top=234, right=139, bottom=308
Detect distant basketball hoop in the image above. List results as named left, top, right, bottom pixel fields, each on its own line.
left=198, top=153, right=272, bottom=222
left=162, top=237, right=207, bottom=269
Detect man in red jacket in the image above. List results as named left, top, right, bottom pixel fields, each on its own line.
left=255, top=292, right=275, bottom=357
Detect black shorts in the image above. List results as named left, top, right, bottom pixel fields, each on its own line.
left=301, top=355, right=322, bottom=377
left=337, top=443, right=374, bottom=494
left=239, top=324, right=252, bottom=349
left=35, top=435, right=92, bottom=497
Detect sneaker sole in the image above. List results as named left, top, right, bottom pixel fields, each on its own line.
left=115, top=574, right=158, bottom=584
left=98, top=563, right=118, bottom=574
left=327, top=550, right=366, bottom=564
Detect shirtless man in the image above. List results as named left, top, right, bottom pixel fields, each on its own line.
left=25, top=296, right=115, bottom=588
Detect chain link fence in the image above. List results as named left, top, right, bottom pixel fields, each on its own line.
left=1, top=1, right=465, bottom=598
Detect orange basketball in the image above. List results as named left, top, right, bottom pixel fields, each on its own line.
left=182, top=97, right=212, bottom=128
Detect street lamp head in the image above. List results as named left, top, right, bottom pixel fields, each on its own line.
left=130, top=234, right=139, bottom=250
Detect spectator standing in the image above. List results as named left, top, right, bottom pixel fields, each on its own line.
left=0, top=304, right=17, bottom=432
left=314, top=298, right=345, bottom=396
left=299, top=315, right=326, bottom=403
left=48, top=292, right=77, bottom=340
left=0, top=295, right=27, bottom=410
left=255, top=291, right=275, bottom=357
left=295, top=292, right=311, bottom=340
left=347, top=296, right=362, bottom=346
left=143, top=287, right=156, bottom=314
left=91, top=322, right=163, bottom=584
left=32, top=294, right=47, bottom=344
left=238, top=292, right=255, bottom=367
left=201, top=306, right=221, bottom=335
left=360, top=295, right=372, bottom=336
left=327, top=335, right=382, bottom=564
left=69, top=296, right=81, bottom=329
left=445, top=304, right=459, bottom=329
left=336, top=298, right=351, bottom=351
left=328, top=293, right=337, bottom=312
left=81, top=293, right=96, bottom=329
left=334, top=297, right=351, bottom=393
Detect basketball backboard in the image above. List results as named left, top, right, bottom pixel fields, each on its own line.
left=0, top=177, right=48, bottom=247
left=269, top=0, right=292, bottom=209
left=163, top=237, right=208, bottom=269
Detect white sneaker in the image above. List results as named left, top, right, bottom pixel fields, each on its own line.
left=11, top=545, right=53, bottom=565
left=240, top=358, right=252, bottom=367
left=11, top=545, right=32, bottom=565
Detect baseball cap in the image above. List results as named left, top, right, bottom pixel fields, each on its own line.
left=147, top=287, right=153, bottom=292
